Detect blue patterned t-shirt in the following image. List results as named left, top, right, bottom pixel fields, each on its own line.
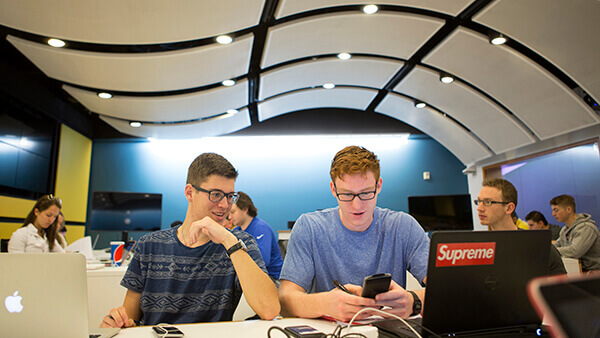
left=120, top=226, right=266, bottom=325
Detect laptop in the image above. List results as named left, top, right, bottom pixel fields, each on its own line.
left=374, top=230, right=551, bottom=337
left=528, top=271, right=600, bottom=338
left=0, top=253, right=120, bottom=338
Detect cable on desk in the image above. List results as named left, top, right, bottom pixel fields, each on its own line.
left=347, top=307, right=442, bottom=338
left=267, top=326, right=292, bottom=338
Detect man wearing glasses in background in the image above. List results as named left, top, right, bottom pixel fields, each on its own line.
left=279, top=146, right=429, bottom=321
left=101, top=153, right=279, bottom=328
left=475, top=178, right=565, bottom=275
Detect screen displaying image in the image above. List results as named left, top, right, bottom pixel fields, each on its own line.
left=90, top=192, right=162, bottom=231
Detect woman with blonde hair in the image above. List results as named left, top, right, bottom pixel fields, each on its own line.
left=8, top=194, right=65, bottom=253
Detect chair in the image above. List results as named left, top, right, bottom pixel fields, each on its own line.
left=1, top=238, right=9, bottom=252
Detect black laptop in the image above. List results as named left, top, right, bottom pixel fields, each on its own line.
left=374, top=230, right=551, bottom=337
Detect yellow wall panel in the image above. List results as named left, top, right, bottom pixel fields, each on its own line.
left=64, top=225, right=86, bottom=245
left=54, top=125, right=92, bottom=223
left=0, top=222, right=22, bottom=241
left=0, top=196, right=35, bottom=219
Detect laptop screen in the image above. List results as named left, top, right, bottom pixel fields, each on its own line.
left=422, top=230, right=551, bottom=335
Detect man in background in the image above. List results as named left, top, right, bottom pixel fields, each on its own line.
left=551, top=194, right=600, bottom=271
left=526, top=211, right=561, bottom=241
left=230, top=191, right=283, bottom=280
left=279, top=146, right=429, bottom=321
left=476, top=178, right=565, bottom=275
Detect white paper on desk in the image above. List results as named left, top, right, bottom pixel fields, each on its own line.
left=65, top=236, right=94, bottom=260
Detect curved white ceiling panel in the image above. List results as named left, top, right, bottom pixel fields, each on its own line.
left=100, top=109, right=251, bottom=139
left=474, top=0, right=600, bottom=103
left=423, top=29, right=599, bottom=140
left=260, top=57, right=403, bottom=100
left=395, top=66, right=535, bottom=154
left=7, top=35, right=253, bottom=92
left=262, top=13, right=443, bottom=68
left=276, top=0, right=473, bottom=18
left=63, top=82, right=248, bottom=123
left=258, top=87, right=377, bottom=122
left=377, top=93, right=492, bottom=164
left=0, top=0, right=264, bottom=44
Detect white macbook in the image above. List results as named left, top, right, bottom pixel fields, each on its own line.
left=0, top=253, right=120, bottom=338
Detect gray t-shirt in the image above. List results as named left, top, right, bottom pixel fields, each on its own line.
left=280, top=207, right=430, bottom=293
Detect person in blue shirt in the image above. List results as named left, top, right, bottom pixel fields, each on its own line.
left=230, top=191, right=283, bottom=280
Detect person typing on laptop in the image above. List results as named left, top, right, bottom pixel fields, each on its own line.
left=100, top=153, right=279, bottom=328
left=476, top=178, right=566, bottom=275
left=278, top=146, right=429, bottom=321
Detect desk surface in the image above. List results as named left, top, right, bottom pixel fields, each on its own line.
left=113, top=318, right=350, bottom=337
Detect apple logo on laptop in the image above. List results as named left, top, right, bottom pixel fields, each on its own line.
left=4, top=291, right=24, bottom=313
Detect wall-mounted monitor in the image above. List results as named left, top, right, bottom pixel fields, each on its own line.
left=90, top=192, right=162, bottom=231
left=408, top=194, right=473, bottom=232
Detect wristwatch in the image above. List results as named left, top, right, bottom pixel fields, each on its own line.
left=408, top=290, right=422, bottom=316
left=226, top=239, right=247, bottom=256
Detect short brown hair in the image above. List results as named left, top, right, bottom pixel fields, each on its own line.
left=235, top=191, right=258, bottom=217
left=186, top=153, right=238, bottom=186
left=550, top=194, right=576, bottom=212
left=330, top=146, right=380, bottom=182
left=482, top=178, right=518, bottom=206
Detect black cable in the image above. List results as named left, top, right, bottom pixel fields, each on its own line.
left=267, top=326, right=292, bottom=338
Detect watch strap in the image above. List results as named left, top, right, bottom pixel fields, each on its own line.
left=408, top=290, right=422, bottom=316
left=226, top=239, right=246, bottom=256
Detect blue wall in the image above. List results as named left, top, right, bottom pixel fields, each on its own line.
left=504, top=142, right=600, bottom=227
left=87, top=134, right=468, bottom=247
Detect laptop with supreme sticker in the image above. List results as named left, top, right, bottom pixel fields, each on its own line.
left=374, top=230, right=551, bottom=337
left=0, top=253, right=119, bottom=338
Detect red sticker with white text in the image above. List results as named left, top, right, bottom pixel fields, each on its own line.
left=436, top=242, right=495, bottom=267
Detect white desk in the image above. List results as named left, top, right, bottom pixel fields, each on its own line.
left=111, top=318, right=373, bottom=337
left=87, top=266, right=128, bottom=329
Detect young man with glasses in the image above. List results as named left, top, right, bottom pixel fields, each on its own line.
left=279, top=146, right=429, bottom=321
left=101, top=153, right=279, bottom=328
left=476, top=178, right=565, bottom=274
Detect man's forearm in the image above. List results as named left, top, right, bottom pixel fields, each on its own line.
left=279, top=288, right=327, bottom=318
left=230, top=250, right=280, bottom=319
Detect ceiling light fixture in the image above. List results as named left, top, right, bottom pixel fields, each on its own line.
left=337, top=52, right=352, bottom=60
left=489, top=33, right=507, bottom=45
left=47, top=38, right=65, bottom=48
left=226, top=109, right=239, bottom=116
left=216, top=35, right=233, bottom=44
left=323, top=83, right=335, bottom=89
left=414, top=101, right=426, bottom=109
left=97, top=92, right=112, bottom=99
left=363, top=5, right=378, bottom=14
left=439, top=73, right=455, bottom=84
left=222, top=79, right=236, bottom=87
left=129, top=121, right=142, bottom=128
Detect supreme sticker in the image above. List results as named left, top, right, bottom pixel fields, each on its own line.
left=436, top=242, right=496, bottom=267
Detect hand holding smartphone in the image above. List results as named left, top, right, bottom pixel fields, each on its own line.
left=361, top=273, right=392, bottom=299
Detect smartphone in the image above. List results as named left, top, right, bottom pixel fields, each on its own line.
left=361, top=273, right=392, bottom=298
left=284, top=325, right=326, bottom=338
left=152, top=325, right=185, bottom=337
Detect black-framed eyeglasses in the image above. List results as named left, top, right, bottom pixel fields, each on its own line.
left=192, top=184, right=239, bottom=204
left=473, top=199, right=510, bottom=207
left=335, top=189, right=377, bottom=202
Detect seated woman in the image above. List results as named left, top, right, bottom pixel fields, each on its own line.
left=56, top=211, right=68, bottom=249
left=8, top=195, right=65, bottom=253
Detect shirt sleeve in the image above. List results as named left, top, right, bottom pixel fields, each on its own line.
left=279, top=214, right=315, bottom=291
left=404, top=215, right=430, bottom=286
left=8, top=229, right=27, bottom=253
left=121, top=239, right=146, bottom=293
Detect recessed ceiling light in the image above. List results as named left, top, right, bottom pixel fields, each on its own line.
left=47, top=38, right=65, bottom=48
left=440, top=73, right=454, bottom=84
left=129, top=121, right=142, bottom=128
left=222, top=79, right=236, bottom=87
left=414, top=101, right=426, bottom=109
left=216, top=35, right=233, bottom=44
left=489, top=33, right=507, bottom=45
left=363, top=5, right=378, bottom=14
left=97, top=92, right=112, bottom=99
left=323, top=83, right=335, bottom=89
left=337, top=52, right=352, bottom=60
left=226, top=109, right=239, bottom=116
